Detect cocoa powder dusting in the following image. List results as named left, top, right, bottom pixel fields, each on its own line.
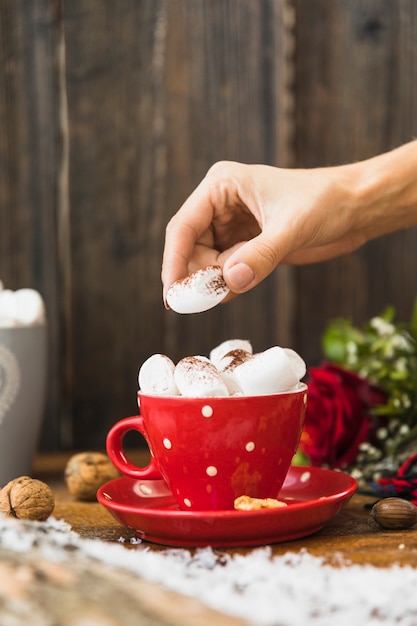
left=177, top=356, right=219, bottom=386
left=171, top=266, right=227, bottom=296
left=222, top=349, right=252, bottom=371
left=204, top=267, right=228, bottom=296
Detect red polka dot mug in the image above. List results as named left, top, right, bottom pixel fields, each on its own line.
left=106, top=385, right=307, bottom=511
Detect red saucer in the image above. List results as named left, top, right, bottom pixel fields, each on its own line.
left=97, top=466, right=357, bottom=548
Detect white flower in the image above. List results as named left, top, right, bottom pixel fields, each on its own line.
left=370, top=316, right=395, bottom=337
left=401, top=394, right=412, bottom=409
left=376, top=427, right=388, bottom=440
left=345, top=341, right=358, bottom=365
left=394, top=357, right=408, bottom=374
left=399, top=423, right=410, bottom=436
left=391, top=333, right=414, bottom=352
left=350, top=467, right=363, bottom=480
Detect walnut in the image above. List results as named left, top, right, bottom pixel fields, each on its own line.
left=0, top=476, right=55, bottom=521
left=65, top=452, right=119, bottom=501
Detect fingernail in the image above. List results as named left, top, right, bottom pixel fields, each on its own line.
left=163, top=291, right=170, bottom=310
left=226, top=263, right=256, bottom=292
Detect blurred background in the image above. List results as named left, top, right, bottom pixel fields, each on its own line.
left=1, top=0, right=416, bottom=452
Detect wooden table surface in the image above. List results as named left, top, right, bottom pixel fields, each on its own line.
left=33, top=451, right=417, bottom=568
left=3, top=451, right=414, bottom=625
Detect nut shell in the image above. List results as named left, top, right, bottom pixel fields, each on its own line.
left=65, top=452, right=119, bottom=501
left=371, top=497, right=417, bottom=530
left=0, top=476, right=55, bottom=521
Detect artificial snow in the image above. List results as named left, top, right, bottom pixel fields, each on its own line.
left=1, top=514, right=416, bottom=625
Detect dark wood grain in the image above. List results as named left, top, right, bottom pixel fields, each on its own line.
left=1, top=1, right=417, bottom=450
left=61, top=0, right=294, bottom=447
left=293, top=0, right=417, bottom=364
left=0, top=0, right=66, bottom=449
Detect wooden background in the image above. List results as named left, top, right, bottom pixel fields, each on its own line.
left=1, top=0, right=416, bottom=451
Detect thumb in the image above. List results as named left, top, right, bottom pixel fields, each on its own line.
left=223, top=235, right=281, bottom=294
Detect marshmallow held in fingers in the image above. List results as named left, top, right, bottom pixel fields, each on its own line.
left=233, top=346, right=301, bottom=395
left=217, top=349, right=253, bottom=394
left=138, top=354, right=179, bottom=396
left=209, top=339, right=253, bottom=367
left=174, top=356, right=229, bottom=397
left=166, top=265, right=230, bottom=314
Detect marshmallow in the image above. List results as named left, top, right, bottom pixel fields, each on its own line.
left=217, top=349, right=253, bottom=394
left=138, top=354, right=179, bottom=396
left=283, top=348, right=306, bottom=380
left=166, top=266, right=230, bottom=314
left=233, top=346, right=300, bottom=395
left=14, top=289, right=46, bottom=325
left=0, top=287, right=46, bottom=327
left=210, top=339, right=253, bottom=367
left=0, top=289, right=17, bottom=327
left=174, top=356, right=229, bottom=397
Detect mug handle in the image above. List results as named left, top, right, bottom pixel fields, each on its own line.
left=106, top=415, right=163, bottom=479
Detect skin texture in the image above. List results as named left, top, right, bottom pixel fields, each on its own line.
left=162, top=140, right=417, bottom=304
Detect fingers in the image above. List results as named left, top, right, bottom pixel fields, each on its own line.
left=162, top=161, right=246, bottom=298
left=161, top=181, right=215, bottom=298
left=223, top=233, right=281, bottom=293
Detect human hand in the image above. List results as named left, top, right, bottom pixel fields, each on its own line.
left=162, top=160, right=363, bottom=301
left=162, top=142, right=417, bottom=304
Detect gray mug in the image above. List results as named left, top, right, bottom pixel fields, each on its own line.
left=0, top=325, right=47, bottom=485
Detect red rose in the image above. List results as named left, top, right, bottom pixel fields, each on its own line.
left=300, top=363, right=386, bottom=469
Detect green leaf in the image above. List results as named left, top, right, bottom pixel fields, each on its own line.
left=292, top=449, right=311, bottom=466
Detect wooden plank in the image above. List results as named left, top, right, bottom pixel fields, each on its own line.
left=3, top=0, right=417, bottom=452
left=62, top=0, right=294, bottom=447
left=293, top=0, right=417, bottom=365
left=0, top=0, right=65, bottom=449
left=163, top=0, right=297, bottom=362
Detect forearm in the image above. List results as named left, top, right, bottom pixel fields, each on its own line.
left=347, top=140, right=417, bottom=242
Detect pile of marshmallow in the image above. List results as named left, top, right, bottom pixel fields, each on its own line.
left=138, top=339, right=306, bottom=397
left=0, top=281, right=46, bottom=327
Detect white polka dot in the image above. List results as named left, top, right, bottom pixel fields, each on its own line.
left=139, top=483, right=153, bottom=495
left=163, top=438, right=172, bottom=449
left=206, top=465, right=218, bottom=476
left=201, top=404, right=213, bottom=417
left=301, top=471, right=311, bottom=483
left=183, top=498, right=192, bottom=508
left=245, top=441, right=255, bottom=452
